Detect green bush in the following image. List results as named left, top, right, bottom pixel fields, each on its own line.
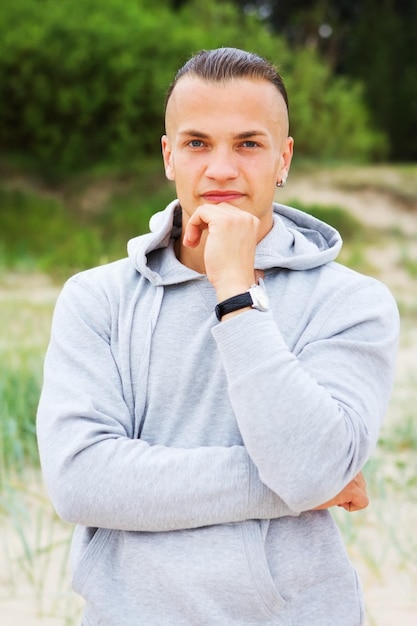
left=285, top=48, right=388, bottom=162
left=0, top=0, right=386, bottom=177
left=0, top=188, right=97, bottom=276
left=0, top=175, right=174, bottom=278
left=0, top=0, right=177, bottom=174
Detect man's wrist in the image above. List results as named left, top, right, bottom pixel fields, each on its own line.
left=215, top=282, right=269, bottom=321
left=214, top=282, right=253, bottom=303
left=215, top=293, right=253, bottom=321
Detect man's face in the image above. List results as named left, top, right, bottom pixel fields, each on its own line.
left=161, top=76, right=293, bottom=239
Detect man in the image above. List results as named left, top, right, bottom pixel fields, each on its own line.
left=37, top=48, right=399, bottom=625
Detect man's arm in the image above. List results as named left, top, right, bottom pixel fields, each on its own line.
left=37, top=275, right=297, bottom=532
left=37, top=275, right=370, bottom=531
left=185, top=202, right=398, bottom=512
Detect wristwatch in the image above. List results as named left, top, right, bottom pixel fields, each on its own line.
left=215, top=283, right=269, bottom=321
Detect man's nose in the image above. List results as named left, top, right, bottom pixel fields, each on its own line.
left=205, top=148, right=239, bottom=180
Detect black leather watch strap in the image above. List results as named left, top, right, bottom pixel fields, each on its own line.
left=215, top=292, right=253, bottom=321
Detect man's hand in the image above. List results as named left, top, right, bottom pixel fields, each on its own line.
left=183, top=203, right=260, bottom=301
left=314, top=472, right=369, bottom=512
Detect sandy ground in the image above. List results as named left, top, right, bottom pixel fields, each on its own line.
left=1, top=167, right=417, bottom=624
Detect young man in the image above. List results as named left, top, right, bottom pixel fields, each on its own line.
left=37, top=48, right=399, bottom=625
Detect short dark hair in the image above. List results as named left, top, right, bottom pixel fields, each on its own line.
left=165, top=47, right=289, bottom=113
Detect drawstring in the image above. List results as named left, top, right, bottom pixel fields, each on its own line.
left=133, top=285, right=164, bottom=438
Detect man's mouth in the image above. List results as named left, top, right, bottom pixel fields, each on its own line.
left=201, top=191, right=245, bottom=203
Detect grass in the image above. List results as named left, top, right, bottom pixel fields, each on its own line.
left=1, top=162, right=417, bottom=623
left=0, top=160, right=174, bottom=281
left=0, top=354, right=43, bottom=478
left=0, top=276, right=81, bottom=623
left=286, top=199, right=368, bottom=243
left=399, top=246, right=417, bottom=278
left=285, top=198, right=378, bottom=273
left=1, top=473, right=82, bottom=624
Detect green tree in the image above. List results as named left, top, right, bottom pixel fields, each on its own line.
left=0, top=0, right=385, bottom=177
left=227, top=0, right=417, bottom=160
left=344, top=0, right=417, bottom=161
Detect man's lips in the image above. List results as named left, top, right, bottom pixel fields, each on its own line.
left=201, top=191, right=245, bottom=203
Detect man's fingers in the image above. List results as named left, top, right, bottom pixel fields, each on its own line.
left=183, top=208, right=210, bottom=248
left=314, top=471, right=369, bottom=512
left=183, top=223, right=203, bottom=248
left=355, top=472, right=367, bottom=490
left=338, top=483, right=369, bottom=513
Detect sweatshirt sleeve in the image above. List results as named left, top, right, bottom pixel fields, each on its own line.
left=36, top=277, right=296, bottom=532
left=212, top=277, right=399, bottom=513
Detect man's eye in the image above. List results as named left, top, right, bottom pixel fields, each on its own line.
left=242, top=141, right=258, bottom=148
left=189, top=140, right=204, bottom=148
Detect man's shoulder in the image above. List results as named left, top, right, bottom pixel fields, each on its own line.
left=70, top=256, right=133, bottom=283
left=60, top=257, right=141, bottom=308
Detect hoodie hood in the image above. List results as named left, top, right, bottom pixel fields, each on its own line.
left=127, top=200, right=343, bottom=286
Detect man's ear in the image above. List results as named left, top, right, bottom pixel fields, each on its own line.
left=279, top=136, right=294, bottom=183
left=161, top=135, right=175, bottom=181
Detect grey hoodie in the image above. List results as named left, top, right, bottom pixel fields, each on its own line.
left=37, top=201, right=399, bottom=625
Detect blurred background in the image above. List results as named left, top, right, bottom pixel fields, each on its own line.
left=0, top=1, right=416, bottom=624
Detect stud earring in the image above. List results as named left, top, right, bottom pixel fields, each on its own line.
left=276, top=178, right=286, bottom=188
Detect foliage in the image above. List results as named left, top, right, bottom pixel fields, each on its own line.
left=285, top=198, right=366, bottom=243
left=0, top=0, right=385, bottom=178
left=343, top=0, right=417, bottom=161
left=0, top=355, right=42, bottom=479
left=230, top=0, right=417, bottom=161
left=0, top=173, right=174, bottom=279
left=0, top=0, right=177, bottom=175
left=283, top=196, right=375, bottom=272
left=284, top=48, right=387, bottom=161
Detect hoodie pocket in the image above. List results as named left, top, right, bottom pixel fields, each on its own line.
left=240, top=520, right=288, bottom=618
left=72, top=526, right=115, bottom=596
left=71, top=521, right=290, bottom=625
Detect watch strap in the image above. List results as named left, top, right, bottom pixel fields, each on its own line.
left=215, top=292, right=253, bottom=321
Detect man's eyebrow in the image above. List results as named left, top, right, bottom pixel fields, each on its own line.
left=178, top=129, right=268, bottom=139
left=178, top=130, right=210, bottom=138
left=234, top=130, right=268, bottom=139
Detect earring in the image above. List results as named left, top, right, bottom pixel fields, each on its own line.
left=276, top=178, right=286, bottom=188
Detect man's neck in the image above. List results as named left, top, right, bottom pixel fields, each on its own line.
left=174, top=231, right=208, bottom=275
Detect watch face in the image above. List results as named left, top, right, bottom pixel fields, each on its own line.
left=251, top=285, right=269, bottom=311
